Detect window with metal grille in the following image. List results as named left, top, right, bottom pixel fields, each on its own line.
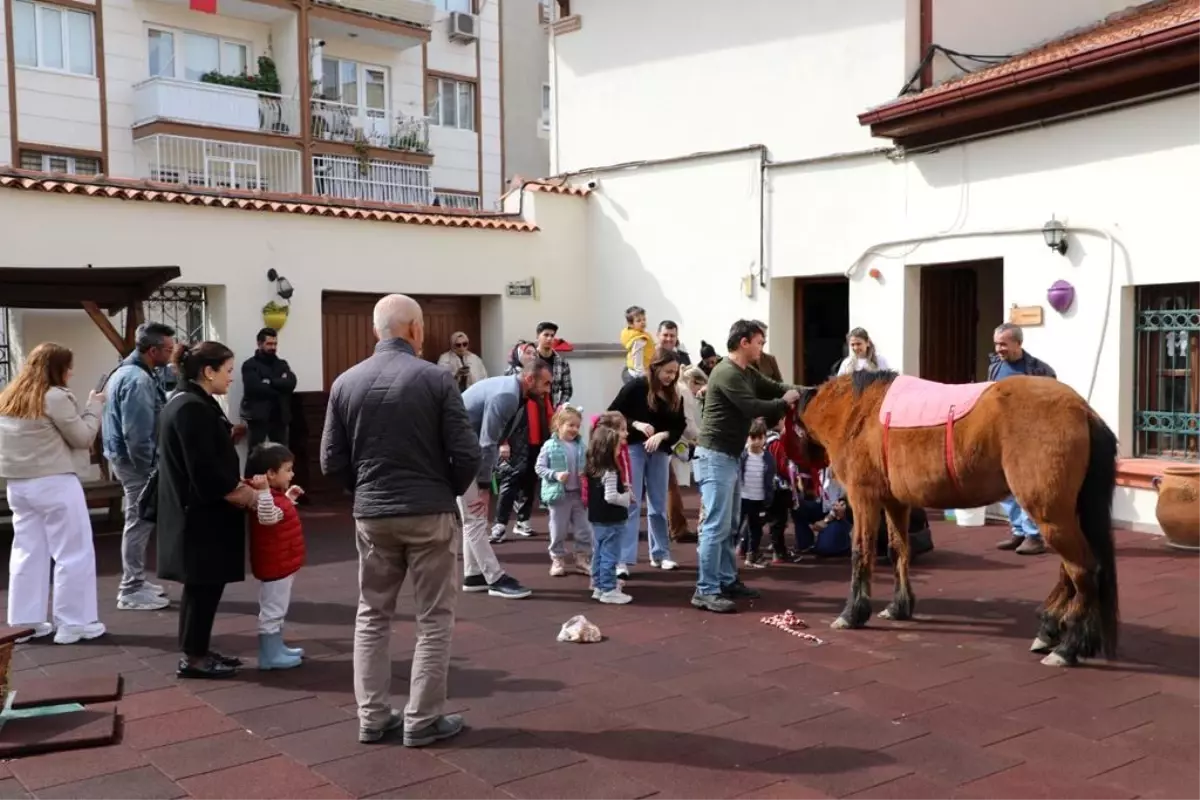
left=20, top=150, right=100, bottom=176
left=0, top=308, right=11, bottom=388
left=434, top=191, right=481, bottom=211
left=116, top=286, right=207, bottom=346
left=1134, top=282, right=1199, bottom=460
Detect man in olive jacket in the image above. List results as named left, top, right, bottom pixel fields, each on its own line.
left=320, top=295, right=480, bottom=749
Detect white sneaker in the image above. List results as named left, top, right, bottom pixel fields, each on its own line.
left=649, top=558, right=660, bottom=568
left=659, top=559, right=678, bottom=571
left=591, top=588, right=602, bottom=600
left=598, top=588, right=633, bottom=605
left=144, top=580, right=167, bottom=596
left=616, top=563, right=630, bottom=579
left=53, top=622, right=106, bottom=645
left=14, top=623, right=54, bottom=644
left=514, top=521, right=534, bottom=537
left=489, top=523, right=507, bottom=544
left=118, top=589, right=170, bottom=611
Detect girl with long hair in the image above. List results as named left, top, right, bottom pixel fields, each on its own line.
left=585, top=425, right=632, bottom=604
left=836, top=327, right=891, bottom=375
left=0, top=342, right=106, bottom=644
left=606, top=349, right=686, bottom=575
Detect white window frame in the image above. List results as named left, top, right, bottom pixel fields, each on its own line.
left=318, top=56, right=390, bottom=118
left=145, top=25, right=251, bottom=82
left=433, top=0, right=473, bottom=13
left=540, top=82, right=551, bottom=130
left=427, top=76, right=476, bottom=132
left=21, top=151, right=100, bottom=175
left=12, top=0, right=96, bottom=76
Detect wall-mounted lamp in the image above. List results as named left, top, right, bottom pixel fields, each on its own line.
left=1047, top=279, right=1075, bottom=313
left=1042, top=217, right=1069, bottom=256
left=267, top=268, right=294, bottom=300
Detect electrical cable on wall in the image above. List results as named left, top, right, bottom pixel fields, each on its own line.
left=897, top=44, right=1014, bottom=96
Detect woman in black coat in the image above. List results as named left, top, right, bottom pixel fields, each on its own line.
left=157, top=341, right=256, bottom=679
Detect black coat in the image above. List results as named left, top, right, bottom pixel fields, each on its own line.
left=156, top=382, right=247, bottom=585
left=239, top=352, right=297, bottom=424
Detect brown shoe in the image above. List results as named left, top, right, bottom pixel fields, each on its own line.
left=672, top=531, right=698, bottom=544
left=1015, top=537, right=1047, bottom=555
left=996, top=534, right=1024, bottom=551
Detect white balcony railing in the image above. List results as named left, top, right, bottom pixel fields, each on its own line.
left=133, top=77, right=301, bottom=137
left=310, top=99, right=430, bottom=156
left=315, top=0, right=436, bottom=26
left=435, top=191, right=482, bottom=211
left=135, top=134, right=303, bottom=195
left=313, top=154, right=432, bottom=206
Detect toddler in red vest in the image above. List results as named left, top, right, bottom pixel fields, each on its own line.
left=247, top=443, right=307, bottom=671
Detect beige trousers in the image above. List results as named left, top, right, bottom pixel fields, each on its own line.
left=354, top=512, right=458, bottom=732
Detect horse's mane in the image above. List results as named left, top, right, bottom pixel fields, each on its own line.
left=851, top=369, right=898, bottom=397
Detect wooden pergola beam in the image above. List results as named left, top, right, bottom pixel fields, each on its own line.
left=82, top=301, right=131, bottom=357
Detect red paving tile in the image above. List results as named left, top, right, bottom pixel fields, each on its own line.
left=0, top=507, right=1194, bottom=799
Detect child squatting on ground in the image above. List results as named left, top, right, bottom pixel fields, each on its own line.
left=534, top=405, right=593, bottom=577
left=585, top=416, right=633, bottom=604
left=619, top=305, right=655, bottom=384
left=247, top=443, right=307, bottom=670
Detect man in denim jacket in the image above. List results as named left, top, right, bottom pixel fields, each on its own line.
left=102, top=322, right=175, bottom=611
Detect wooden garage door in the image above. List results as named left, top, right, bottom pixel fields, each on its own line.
left=321, top=291, right=482, bottom=390
left=919, top=266, right=978, bottom=384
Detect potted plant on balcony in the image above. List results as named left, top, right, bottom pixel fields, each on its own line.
left=262, top=300, right=289, bottom=332
left=200, top=55, right=281, bottom=94
left=352, top=134, right=371, bottom=176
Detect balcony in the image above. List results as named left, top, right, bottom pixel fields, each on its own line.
left=317, top=0, right=434, bottom=25
left=308, top=0, right=432, bottom=49
left=310, top=99, right=431, bottom=161
left=133, top=78, right=301, bottom=137
left=135, top=134, right=303, bottom=195
left=312, top=154, right=432, bottom=206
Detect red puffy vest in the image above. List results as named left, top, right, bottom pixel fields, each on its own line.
left=250, top=490, right=306, bottom=582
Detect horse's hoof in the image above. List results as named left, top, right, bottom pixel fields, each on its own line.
left=1030, top=636, right=1054, bottom=654
left=830, top=616, right=852, bottom=630
left=1041, top=651, right=1075, bottom=667
left=878, top=607, right=895, bottom=620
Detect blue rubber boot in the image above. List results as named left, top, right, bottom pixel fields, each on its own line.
left=258, top=632, right=302, bottom=670
left=279, top=630, right=304, bottom=659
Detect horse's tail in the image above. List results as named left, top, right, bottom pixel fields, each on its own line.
left=1078, top=411, right=1120, bottom=658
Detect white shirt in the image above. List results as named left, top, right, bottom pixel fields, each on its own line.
left=741, top=450, right=767, bottom=502
left=837, top=353, right=891, bottom=376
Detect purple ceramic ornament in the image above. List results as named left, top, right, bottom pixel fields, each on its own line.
left=1047, top=279, right=1075, bottom=313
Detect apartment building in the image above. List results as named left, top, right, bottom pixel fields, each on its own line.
left=0, top=0, right=549, bottom=210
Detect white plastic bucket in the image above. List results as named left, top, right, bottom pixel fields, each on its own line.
left=954, top=507, right=987, bottom=527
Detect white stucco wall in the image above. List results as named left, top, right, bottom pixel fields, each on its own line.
left=500, top=0, right=549, bottom=183
left=550, top=0, right=913, bottom=172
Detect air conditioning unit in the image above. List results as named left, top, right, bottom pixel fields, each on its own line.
left=448, top=11, right=477, bottom=42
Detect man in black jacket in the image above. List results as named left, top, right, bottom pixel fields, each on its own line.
left=240, top=328, right=296, bottom=452
left=321, top=294, right=480, bottom=749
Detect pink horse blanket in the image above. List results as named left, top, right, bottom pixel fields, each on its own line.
left=877, top=375, right=996, bottom=487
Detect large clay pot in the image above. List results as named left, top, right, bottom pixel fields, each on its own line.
left=1152, top=465, right=1200, bottom=551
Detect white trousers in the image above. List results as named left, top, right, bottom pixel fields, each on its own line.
left=457, top=483, right=503, bottom=584
left=5, top=474, right=99, bottom=628
left=258, top=575, right=294, bottom=635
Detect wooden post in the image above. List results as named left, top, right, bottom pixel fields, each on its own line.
left=123, top=301, right=144, bottom=354
left=81, top=301, right=132, bottom=357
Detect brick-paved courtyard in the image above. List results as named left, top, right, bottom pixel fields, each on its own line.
left=2, top=496, right=1197, bottom=799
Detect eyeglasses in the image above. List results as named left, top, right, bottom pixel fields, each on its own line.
left=453, top=341, right=469, bottom=349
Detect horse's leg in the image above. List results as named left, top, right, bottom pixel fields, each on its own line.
left=879, top=502, right=914, bottom=621
left=1030, top=515, right=1095, bottom=667
left=1031, top=564, right=1072, bottom=654
left=831, top=496, right=879, bottom=630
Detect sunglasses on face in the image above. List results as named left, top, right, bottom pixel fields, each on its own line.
left=454, top=341, right=469, bottom=349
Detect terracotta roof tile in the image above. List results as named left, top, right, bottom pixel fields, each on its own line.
left=871, top=0, right=1199, bottom=112
left=500, top=177, right=592, bottom=202
left=0, top=170, right=537, bottom=232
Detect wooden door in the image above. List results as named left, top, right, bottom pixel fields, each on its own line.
left=792, top=277, right=849, bottom=386
left=320, top=291, right=482, bottom=390
left=920, top=266, right=978, bottom=384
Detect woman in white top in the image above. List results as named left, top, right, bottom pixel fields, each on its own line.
left=0, top=342, right=106, bottom=645
left=836, top=327, right=890, bottom=375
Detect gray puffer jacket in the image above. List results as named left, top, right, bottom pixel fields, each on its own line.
left=320, top=338, right=481, bottom=519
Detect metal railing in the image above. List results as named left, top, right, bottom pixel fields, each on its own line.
left=133, top=77, right=301, bottom=137
left=310, top=99, right=430, bottom=155
left=0, top=307, right=10, bottom=387
left=1134, top=282, right=1200, bottom=460
left=134, top=134, right=303, bottom=195
left=312, top=154, right=433, bottom=206
left=435, top=190, right=481, bottom=210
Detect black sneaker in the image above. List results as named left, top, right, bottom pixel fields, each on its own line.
left=691, top=593, right=736, bottom=613
left=359, top=709, right=403, bottom=743
left=463, top=574, right=489, bottom=593
left=721, top=581, right=760, bottom=599
left=488, top=575, right=532, bottom=599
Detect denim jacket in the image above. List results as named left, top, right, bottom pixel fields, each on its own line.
left=102, top=352, right=167, bottom=473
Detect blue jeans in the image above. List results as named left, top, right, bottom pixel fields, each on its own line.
left=623, top=443, right=672, bottom=564
left=693, top=447, right=741, bottom=596
left=592, top=522, right=624, bottom=592
left=1000, top=495, right=1039, bottom=537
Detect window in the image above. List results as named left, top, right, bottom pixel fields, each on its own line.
left=1134, top=282, right=1199, bottom=459
left=319, top=57, right=388, bottom=117
left=540, top=82, right=551, bottom=130
left=425, top=76, right=476, bottom=131
left=20, top=150, right=101, bottom=175
left=12, top=0, right=95, bottom=75
left=538, top=0, right=550, bottom=24
left=433, top=0, right=473, bottom=12
left=146, top=27, right=249, bottom=81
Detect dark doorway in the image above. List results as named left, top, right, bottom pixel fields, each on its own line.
left=918, top=259, right=1004, bottom=384
left=794, top=278, right=850, bottom=385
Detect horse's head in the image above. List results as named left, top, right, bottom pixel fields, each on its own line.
left=789, top=386, right=829, bottom=467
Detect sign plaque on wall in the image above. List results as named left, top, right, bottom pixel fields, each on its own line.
left=506, top=278, right=538, bottom=300
left=1008, top=305, right=1044, bottom=326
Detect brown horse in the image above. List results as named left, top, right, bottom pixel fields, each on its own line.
left=796, top=370, right=1119, bottom=668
